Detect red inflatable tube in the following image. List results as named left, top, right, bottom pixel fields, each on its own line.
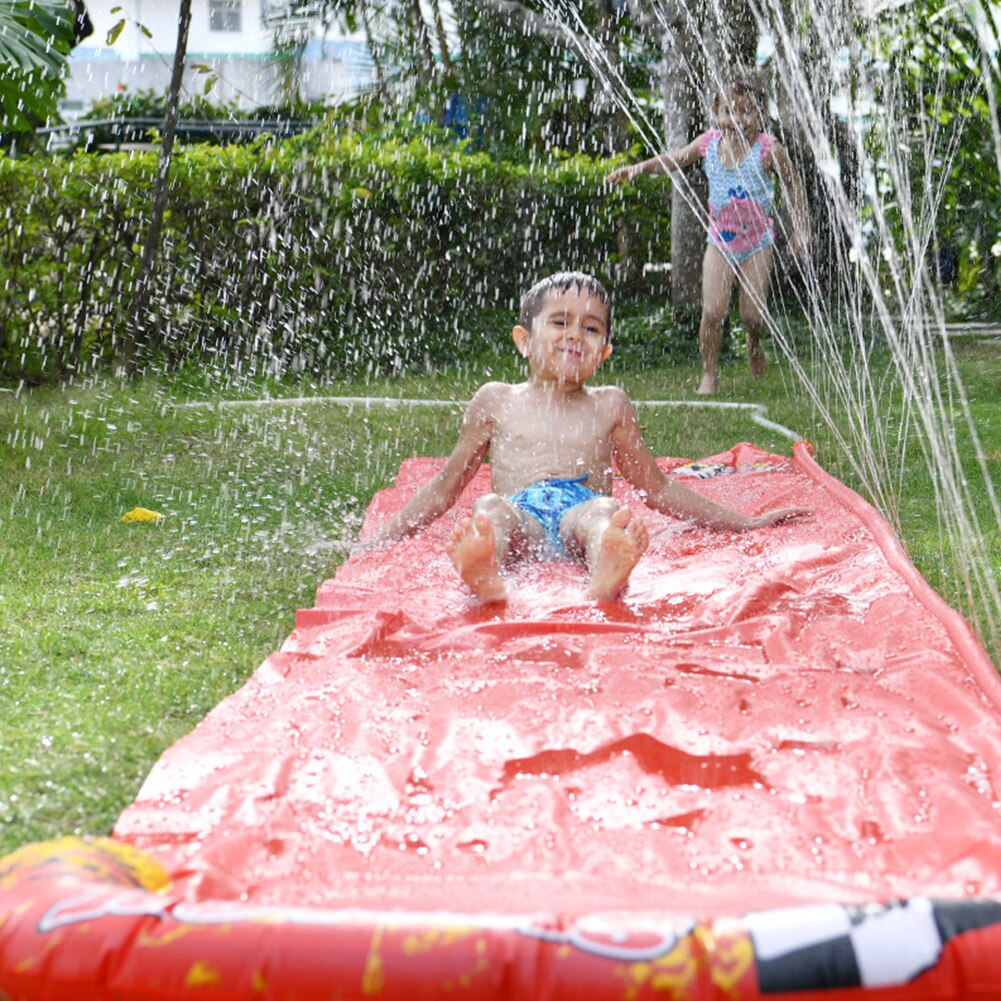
left=4, top=443, right=1001, bottom=999
left=3, top=838, right=1001, bottom=1000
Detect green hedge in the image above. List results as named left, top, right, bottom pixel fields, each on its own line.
left=0, top=127, right=672, bottom=382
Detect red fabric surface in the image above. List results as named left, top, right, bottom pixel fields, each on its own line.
left=115, top=443, right=1001, bottom=919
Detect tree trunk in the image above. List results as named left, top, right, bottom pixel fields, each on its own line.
left=120, top=0, right=192, bottom=376
left=595, top=0, right=642, bottom=287
left=411, top=0, right=436, bottom=85
left=594, top=0, right=629, bottom=151
left=703, top=0, right=758, bottom=82
left=659, top=10, right=704, bottom=324
left=428, top=0, right=453, bottom=77
left=656, top=0, right=759, bottom=326
left=360, top=4, right=390, bottom=104
left=476, top=0, right=592, bottom=65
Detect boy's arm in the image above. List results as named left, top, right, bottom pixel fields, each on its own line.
left=607, top=136, right=704, bottom=184
left=770, top=142, right=810, bottom=256
left=370, top=388, right=495, bottom=544
left=609, top=392, right=810, bottom=530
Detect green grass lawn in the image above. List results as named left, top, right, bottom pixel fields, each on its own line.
left=2, top=339, right=1000, bottom=856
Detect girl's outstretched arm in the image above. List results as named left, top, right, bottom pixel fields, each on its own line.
left=607, top=136, right=705, bottom=184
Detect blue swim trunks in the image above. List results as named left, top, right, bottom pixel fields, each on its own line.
left=509, top=475, right=598, bottom=554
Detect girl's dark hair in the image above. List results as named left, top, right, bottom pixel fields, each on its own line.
left=713, top=66, right=769, bottom=116
left=519, top=272, right=612, bottom=336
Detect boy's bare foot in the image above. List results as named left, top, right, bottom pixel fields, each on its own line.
left=696, top=372, right=718, bottom=395
left=446, top=513, right=507, bottom=603
left=586, top=507, right=649, bottom=600
left=748, top=341, right=767, bottom=376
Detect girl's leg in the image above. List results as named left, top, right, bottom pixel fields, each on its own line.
left=446, top=493, right=541, bottom=602
left=562, top=497, right=649, bottom=600
left=736, top=244, right=774, bottom=377
left=698, top=246, right=738, bottom=395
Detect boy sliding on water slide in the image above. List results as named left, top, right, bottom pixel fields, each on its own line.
left=372, top=272, right=808, bottom=603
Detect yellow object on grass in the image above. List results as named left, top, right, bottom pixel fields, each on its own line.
left=121, top=507, right=164, bottom=524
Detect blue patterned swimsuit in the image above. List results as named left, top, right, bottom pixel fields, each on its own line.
left=509, top=475, right=598, bottom=555
left=699, top=130, right=776, bottom=266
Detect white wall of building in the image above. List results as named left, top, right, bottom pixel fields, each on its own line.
left=79, top=0, right=273, bottom=61
left=64, top=0, right=373, bottom=113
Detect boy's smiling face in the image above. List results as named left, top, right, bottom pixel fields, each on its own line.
left=513, top=285, right=611, bottom=388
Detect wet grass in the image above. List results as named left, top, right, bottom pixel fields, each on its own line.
left=1, top=337, right=999, bottom=856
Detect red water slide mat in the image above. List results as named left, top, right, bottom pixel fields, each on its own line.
left=3, top=442, right=1001, bottom=1000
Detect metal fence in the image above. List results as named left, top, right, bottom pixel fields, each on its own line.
left=37, top=117, right=318, bottom=152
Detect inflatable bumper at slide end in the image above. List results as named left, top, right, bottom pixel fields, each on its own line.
left=3, top=442, right=1001, bottom=1000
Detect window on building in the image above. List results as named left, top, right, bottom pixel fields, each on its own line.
left=209, top=0, right=241, bottom=32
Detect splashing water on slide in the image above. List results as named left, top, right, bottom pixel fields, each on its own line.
left=3, top=439, right=1001, bottom=998
left=560, top=0, right=1001, bottom=651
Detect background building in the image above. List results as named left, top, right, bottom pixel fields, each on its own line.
left=62, top=0, right=374, bottom=117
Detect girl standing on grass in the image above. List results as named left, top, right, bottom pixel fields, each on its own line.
left=608, top=68, right=809, bottom=395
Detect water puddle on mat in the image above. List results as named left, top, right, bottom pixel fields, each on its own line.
left=501, top=733, right=768, bottom=791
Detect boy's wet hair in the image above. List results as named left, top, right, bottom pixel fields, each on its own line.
left=519, top=272, right=612, bottom=337
left=713, top=66, right=769, bottom=118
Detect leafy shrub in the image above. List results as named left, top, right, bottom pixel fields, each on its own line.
left=865, top=0, right=1001, bottom=318
left=83, top=87, right=332, bottom=127
left=84, top=87, right=245, bottom=123
left=0, top=125, right=671, bottom=382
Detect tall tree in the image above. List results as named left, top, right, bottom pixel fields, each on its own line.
left=625, top=0, right=704, bottom=317
left=472, top=0, right=759, bottom=319
left=269, top=0, right=760, bottom=314
left=120, top=0, right=193, bottom=374
left=625, top=0, right=757, bottom=319
left=475, top=0, right=631, bottom=147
